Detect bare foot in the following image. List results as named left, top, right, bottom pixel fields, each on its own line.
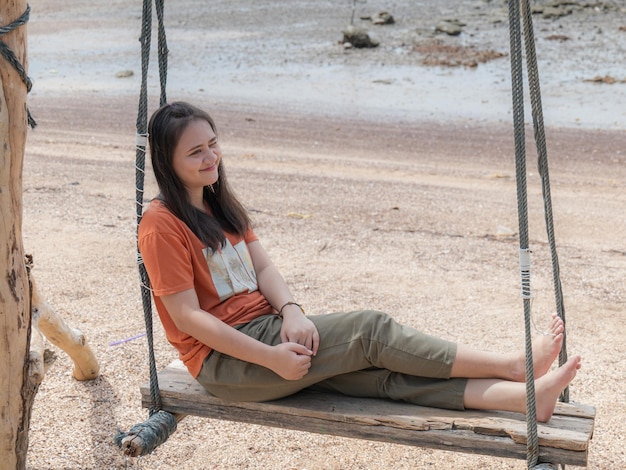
left=533, top=313, right=565, bottom=377
left=511, top=313, right=564, bottom=381
left=534, top=355, right=581, bottom=422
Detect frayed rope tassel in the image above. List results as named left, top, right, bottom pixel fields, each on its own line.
left=114, top=410, right=178, bottom=457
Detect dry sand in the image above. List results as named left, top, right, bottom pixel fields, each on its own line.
left=20, top=1, right=626, bottom=469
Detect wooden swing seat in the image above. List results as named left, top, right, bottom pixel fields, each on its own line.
left=141, top=360, right=595, bottom=466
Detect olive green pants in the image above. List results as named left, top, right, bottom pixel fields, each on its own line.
left=196, top=310, right=467, bottom=410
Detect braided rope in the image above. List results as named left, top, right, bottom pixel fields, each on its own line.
left=115, top=0, right=176, bottom=456
left=506, top=1, right=539, bottom=467
left=508, top=1, right=570, bottom=467
left=519, top=0, right=569, bottom=404
left=135, top=0, right=161, bottom=416
left=0, top=4, right=36, bottom=128
left=155, top=0, right=168, bottom=107
left=135, top=0, right=168, bottom=418
left=116, top=0, right=174, bottom=456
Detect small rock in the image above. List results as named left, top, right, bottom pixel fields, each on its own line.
left=546, top=34, right=570, bottom=41
left=435, top=19, right=464, bottom=36
left=442, top=18, right=466, bottom=27
left=371, top=11, right=395, bottom=25
left=495, top=225, right=516, bottom=238
left=115, top=70, right=134, bottom=78
left=542, top=6, right=574, bottom=19
left=546, top=0, right=580, bottom=7
left=584, top=74, right=617, bottom=84
left=341, top=25, right=379, bottom=48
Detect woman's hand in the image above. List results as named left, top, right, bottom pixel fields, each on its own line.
left=280, top=312, right=320, bottom=356
left=270, top=342, right=313, bottom=380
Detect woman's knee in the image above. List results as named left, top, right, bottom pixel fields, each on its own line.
left=356, top=309, right=395, bottom=333
left=309, top=310, right=397, bottom=351
left=347, top=309, right=390, bottom=325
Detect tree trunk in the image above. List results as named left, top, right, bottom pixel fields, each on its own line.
left=0, top=1, right=34, bottom=468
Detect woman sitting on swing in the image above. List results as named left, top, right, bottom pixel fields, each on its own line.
left=138, top=101, right=581, bottom=422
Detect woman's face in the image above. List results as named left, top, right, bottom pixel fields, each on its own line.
left=172, top=118, right=221, bottom=203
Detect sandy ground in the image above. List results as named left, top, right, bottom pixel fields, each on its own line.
left=17, top=0, right=626, bottom=469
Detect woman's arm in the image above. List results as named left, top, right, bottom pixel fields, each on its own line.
left=159, top=288, right=312, bottom=380
left=247, top=240, right=319, bottom=355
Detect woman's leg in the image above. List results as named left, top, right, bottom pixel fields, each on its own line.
left=463, top=355, right=581, bottom=422
left=198, top=310, right=571, bottom=411
left=303, top=353, right=580, bottom=420
left=450, top=313, right=564, bottom=381
left=310, top=309, right=565, bottom=383
left=198, top=310, right=460, bottom=402
left=310, top=368, right=467, bottom=410
left=307, top=310, right=459, bottom=379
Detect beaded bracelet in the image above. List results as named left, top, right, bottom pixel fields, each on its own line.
left=277, top=301, right=305, bottom=319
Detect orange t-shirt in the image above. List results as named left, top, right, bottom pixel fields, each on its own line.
left=138, top=200, right=273, bottom=377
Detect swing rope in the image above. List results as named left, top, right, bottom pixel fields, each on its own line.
left=519, top=1, right=569, bottom=398
left=136, top=0, right=168, bottom=418
left=507, top=2, right=539, bottom=465
left=114, top=0, right=176, bottom=457
left=508, top=1, right=569, bottom=467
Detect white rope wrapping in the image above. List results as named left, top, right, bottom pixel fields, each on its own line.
left=135, top=253, right=154, bottom=292
left=136, top=132, right=148, bottom=148
left=135, top=133, right=149, bottom=200
left=519, top=248, right=532, bottom=299
left=135, top=183, right=145, bottom=198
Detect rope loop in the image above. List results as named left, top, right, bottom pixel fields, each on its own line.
left=0, top=4, right=36, bottom=128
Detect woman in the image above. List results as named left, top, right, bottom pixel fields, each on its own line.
left=138, top=101, right=580, bottom=422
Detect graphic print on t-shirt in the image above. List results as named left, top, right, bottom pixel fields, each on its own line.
left=203, top=239, right=258, bottom=302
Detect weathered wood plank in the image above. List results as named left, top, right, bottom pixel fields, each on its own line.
left=141, top=361, right=594, bottom=466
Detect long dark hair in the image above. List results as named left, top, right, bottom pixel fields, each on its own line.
left=148, top=101, right=251, bottom=251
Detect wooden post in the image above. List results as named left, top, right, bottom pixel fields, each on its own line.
left=0, top=1, right=34, bottom=468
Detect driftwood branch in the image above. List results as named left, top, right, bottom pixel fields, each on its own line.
left=29, top=271, right=99, bottom=381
